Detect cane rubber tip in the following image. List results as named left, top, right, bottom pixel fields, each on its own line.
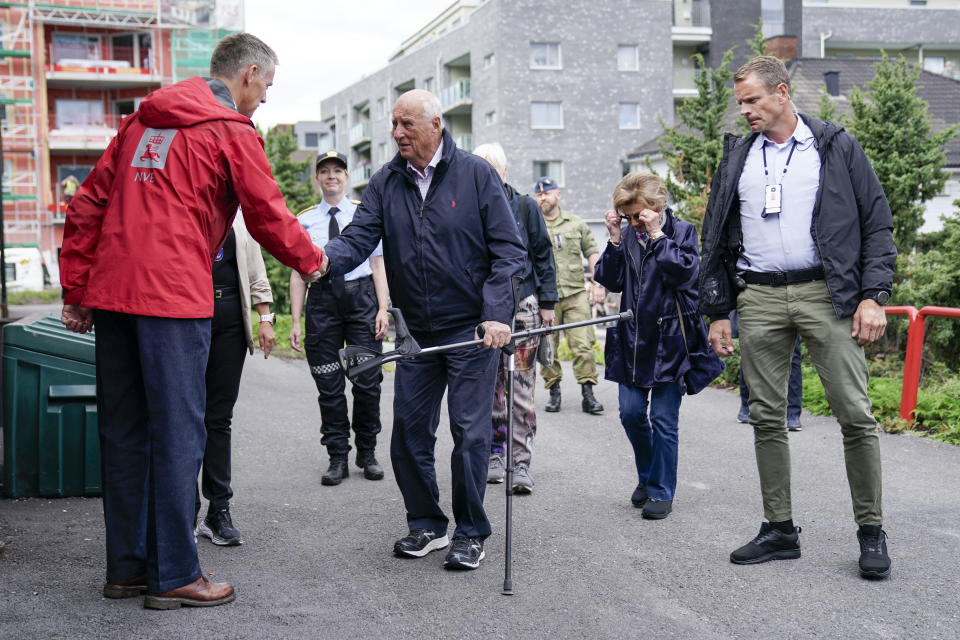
left=502, top=587, right=514, bottom=596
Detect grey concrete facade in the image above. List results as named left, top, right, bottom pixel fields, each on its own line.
left=319, top=0, right=675, bottom=225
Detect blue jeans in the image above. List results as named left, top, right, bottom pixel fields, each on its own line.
left=618, top=381, right=683, bottom=501
left=94, top=310, right=210, bottom=593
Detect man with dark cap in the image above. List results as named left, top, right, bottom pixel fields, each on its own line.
left=290, top=150, right=389, bottom=485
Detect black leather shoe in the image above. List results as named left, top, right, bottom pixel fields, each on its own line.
left=630, top=484, right=648, bottom=508
left=393, top=528, right=449, bottom=558
left=857, top=525, right=891, bottom=579
left=581, top=383, right=604, bottom=414
left=545, top=385, right=561, bottom=412
left=443, top=536, right=485, bottom=570
left=641, top=499, right=672, bottom=520
left=321, top=455, right=349, bottom=486
left=356, top=451, right=385, bottom=481
left=730, top=522, right=801, bottom=564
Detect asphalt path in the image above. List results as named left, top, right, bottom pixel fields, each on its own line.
left=2, top=353, right=960, bottom=639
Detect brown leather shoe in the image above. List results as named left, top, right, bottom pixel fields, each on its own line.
left=103, top=573, right=147, bottom=599
left=143, top=575, right=235, bottom=610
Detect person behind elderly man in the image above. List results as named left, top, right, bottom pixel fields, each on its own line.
left=472, top=142, right=558, bottom=494
left=534, top=177, right=605, bottom=415
left=700, top=56, right=896, bottom=579
left=59, top=33, right=324, bottom=608
left=321, top=90, right=525, bottom=571
left=289, top=150, right=390, bottom=487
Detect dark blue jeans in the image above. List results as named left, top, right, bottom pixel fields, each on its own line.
left=391, top=328, right=499, bottom=539
left=618, top=381, right=683, bottom=501
left=93, top=310, right=210, bottom=593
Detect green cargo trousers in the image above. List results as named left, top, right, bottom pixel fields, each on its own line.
left=738, top=280, right=883, bottom=526
left=541, top=290, right=598, bottom=388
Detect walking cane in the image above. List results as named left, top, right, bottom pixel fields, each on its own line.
left=501, top=277, right=523, bottom=596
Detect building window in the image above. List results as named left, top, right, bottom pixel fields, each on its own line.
left=304, top=132, right=319, bottom=148
left=376, top=97, right=386, bottom=119
left=50, top=33, right=101, bottom=64
left=531, top=101, right=563, bottom=129
left=617, top=45, right=639, bottom=71
left=485, top=110, right=496, bottom=125
left=619, top=103, right=640, bottom=129
left=910, top=0, right=927, bottom=5
left=760, top=0, right=784, bottom=38
left=424, top=77, right=434, bottom=93
left=483, top=52, right=495, bottom=69
left=530, top=42, right=561, bottom=69
left=378, top=142, right=388, bottom=163
left=54, top=99, right=105, bottom=128
left=533, top=160, right=563, bottom=186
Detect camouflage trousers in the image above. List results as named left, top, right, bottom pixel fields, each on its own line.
left=491, top=294, right=539, bottom=465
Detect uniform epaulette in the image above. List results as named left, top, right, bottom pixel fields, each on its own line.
left=296, top=204, right=320, bottom=217
left=352, top=199, right=361, bottom=205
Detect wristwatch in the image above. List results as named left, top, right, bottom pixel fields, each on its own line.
left=867, top=291, right=891, bottom=306
left=259, top=312, right=276, bottom=325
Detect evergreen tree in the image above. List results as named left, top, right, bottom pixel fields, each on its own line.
left=846, top=54, right=958, bottom=254
left=747, top=20, right=767, bottom=57
left=260, top=125, right=317, bottom=313
left=654, top=48, right=734, bottom=232
left=816, top=85, right=836, bottom=122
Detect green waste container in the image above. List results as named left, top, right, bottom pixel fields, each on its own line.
left=2, top=314, right=99, bottom=498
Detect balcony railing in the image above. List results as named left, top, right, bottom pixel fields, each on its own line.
left=350, top=164, right=373, bottom=188
left=440, top=79, right=471, bottom=111
left=673, top=0, right=711, bottom=27
left=48, top=45, right=156, bottom=75
left=454, top=134, right=474, bottom=152
left=349, top=121, right=371, bottom=146
left=48, top=113, right=123, bottom=150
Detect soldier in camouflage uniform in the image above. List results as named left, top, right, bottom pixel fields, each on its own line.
left=534, top=177, right=605, bottom=415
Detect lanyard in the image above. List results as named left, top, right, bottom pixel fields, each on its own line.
left=762, top=138, right=798, bottom=186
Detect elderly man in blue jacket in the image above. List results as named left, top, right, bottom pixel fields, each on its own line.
left=322, top=89, right=526, bottom=571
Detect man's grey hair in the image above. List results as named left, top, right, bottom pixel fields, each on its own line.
left=395, top=90, right=442, bottom=122
left=473, top=143, right=507, bottom=179
left=210, top=33, right=278, bottom=78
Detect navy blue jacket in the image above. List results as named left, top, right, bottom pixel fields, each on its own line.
left=595, top=209, right=723, bottom=392
left=323, top=130, right=526, bottom=339
left=504, top=182, right=558, bottom=310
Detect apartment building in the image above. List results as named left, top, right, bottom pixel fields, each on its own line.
left=0, top=0, right=241, bottom=272
left=316, top=0, right=960, bottom=236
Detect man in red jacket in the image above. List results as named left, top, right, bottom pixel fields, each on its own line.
left=60, top=33, right=324, bottom=610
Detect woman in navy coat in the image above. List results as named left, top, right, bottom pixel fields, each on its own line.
left=594, top=172, right=722, bottom=520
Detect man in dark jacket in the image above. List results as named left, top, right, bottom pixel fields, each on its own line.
left=60, top=33, right=324, bottom=608
left=322, top=90, right=525, bottom=570
left=473, top=143, right=558, bottom=494
left=700, top=56, right=896, bottom=579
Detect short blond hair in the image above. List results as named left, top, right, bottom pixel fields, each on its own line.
left=734, top=55, right=790, bottom=93
left=613, top=171, right=668, bottom=213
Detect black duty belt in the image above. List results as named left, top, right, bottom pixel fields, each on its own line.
left=314, top=275, right=372, bottom=291
left=739, top=265, right=824, bottom=287
left=214, top=286, right=239, bottom=299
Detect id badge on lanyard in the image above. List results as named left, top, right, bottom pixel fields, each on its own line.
left=761, top=139, right=797, bottom=219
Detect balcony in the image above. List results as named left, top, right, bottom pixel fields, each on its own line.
left=48, top=113, right=123, bottom=153
left=350, top=164, right=373, bottom=188
left=46, top=45, right=161, bottom=88
left=349, top=121, right=371, bottom=148
left=454, top=134, right=474, bottom=152
left=440, top=79, right=471, bottom=115
left=672, top=0, right=712, bottom=43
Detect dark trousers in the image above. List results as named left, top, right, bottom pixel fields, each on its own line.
left=618, top=381, right=683, bottom=501
left=303, top=276, right=382, bottom=457
left=195, top=288, right=247, bottom=516
left=392, top=328, right=499, bottom=539
left=93, top=310, right=209, bottom=593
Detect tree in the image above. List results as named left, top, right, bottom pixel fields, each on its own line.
left=846, top=54, right=958, bottom=254
left=260, top=125, right=317, bottom=313
left=747, top=20, right=767, bottom=57
left=654, top=49, right=734, bottom=232
left=816, top=85, right=836, bottom=122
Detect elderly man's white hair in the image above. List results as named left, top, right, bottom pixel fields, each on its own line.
left=395, top=89, right=442, bottom=121
left=473, top=142, right=507, bottom=181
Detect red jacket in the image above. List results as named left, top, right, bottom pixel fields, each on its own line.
left=60, top=77, right=322, bottom=318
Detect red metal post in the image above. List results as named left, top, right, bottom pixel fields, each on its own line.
left=884, top=306, right=920, bottom=422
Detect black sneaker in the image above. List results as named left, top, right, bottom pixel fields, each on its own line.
left=443, top=536, right=485, bottom=570
left=393, top=528, right=449, bottom=558
left=857, top=525, right=891, bottom=579
left=630, top=484, right=648, bottom=508
left=196, top=507, right=242, bottom=546
left=641, top=498, right=672, bottom=520
left=730, top=522, right=801, bottom=564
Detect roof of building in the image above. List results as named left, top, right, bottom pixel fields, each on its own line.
left=628, top=57, right=960, bottom=167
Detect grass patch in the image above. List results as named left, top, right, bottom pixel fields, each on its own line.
left=7, top=288, right=62, bottom=305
